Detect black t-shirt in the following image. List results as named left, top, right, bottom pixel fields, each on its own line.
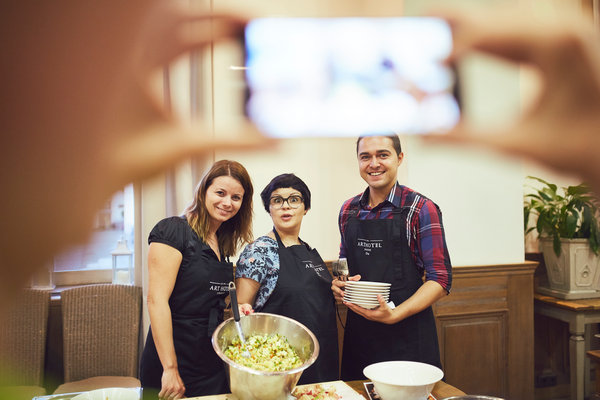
left=148, top=216, right=225, bottom=317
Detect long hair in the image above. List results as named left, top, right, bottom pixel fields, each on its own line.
left=184, top=160, right=253, bottom=258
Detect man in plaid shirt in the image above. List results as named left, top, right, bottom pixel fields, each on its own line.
left=332, top=134, right=452, bottom=380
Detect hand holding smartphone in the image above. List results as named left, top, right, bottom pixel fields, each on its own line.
left=243, top=17, right=460, bottom=138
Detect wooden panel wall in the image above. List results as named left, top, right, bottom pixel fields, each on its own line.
left=331, top=262, right=537, bottom=400
left=435, top=263, right=537, bottom=400
left=438, top=312, right=508, bottom=395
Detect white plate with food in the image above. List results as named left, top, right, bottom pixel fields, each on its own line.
left=291, top=380, right=366, bottom=400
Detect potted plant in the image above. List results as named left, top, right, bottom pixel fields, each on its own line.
left=524, top=176, right=600, bottom=299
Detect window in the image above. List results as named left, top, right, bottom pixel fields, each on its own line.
left=52, top=184, right=135, bottom=285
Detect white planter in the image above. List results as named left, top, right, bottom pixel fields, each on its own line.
left=537, top=238, right=600, bottom=299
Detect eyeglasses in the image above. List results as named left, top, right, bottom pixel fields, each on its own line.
left=269, top=195, right=304, bottom=209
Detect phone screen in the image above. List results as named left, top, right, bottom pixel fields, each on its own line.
left=244, top=17, right=460, bottom=138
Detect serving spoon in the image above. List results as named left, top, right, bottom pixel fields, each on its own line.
left=228, top=281, right=251, bottom=358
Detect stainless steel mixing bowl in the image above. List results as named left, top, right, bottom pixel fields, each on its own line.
left=211, top=312, right=319, bottom=400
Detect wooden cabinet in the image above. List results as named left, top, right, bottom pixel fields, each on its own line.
left=434, top=262, right=538, bottom=400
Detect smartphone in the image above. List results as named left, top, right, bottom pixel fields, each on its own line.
left=243, top=17, right=460, bottom=138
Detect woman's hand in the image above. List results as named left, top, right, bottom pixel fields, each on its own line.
left=235, top=277, right=261, bottom=311
left=0, top=2, right=272, bottom=310
left=331, top=274, right=361, bottom=303
left=159, top=366, right=186, bottom=399
left=239, top=303, right=254, bottom=316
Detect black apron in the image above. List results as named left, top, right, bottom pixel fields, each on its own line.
left=261, top=229, right=339, bottom=384
left=140, top=233, right=231, bottom=398
left=340, top=203, right=441, bottom=381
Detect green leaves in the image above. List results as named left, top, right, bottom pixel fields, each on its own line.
left=524, top=176, right=600, bottom=257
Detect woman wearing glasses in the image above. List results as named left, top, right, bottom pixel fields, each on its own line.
left=235, top=173, right=339, bottom=384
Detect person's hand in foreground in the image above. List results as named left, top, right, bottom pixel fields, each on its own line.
left=0, top=1, right=272, bottom=310
left=427, top=5, right=600, bottom=194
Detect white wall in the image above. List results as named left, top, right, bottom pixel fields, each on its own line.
left=138, top=0, right=593, bottom=344
left=211, top=0, right=526, bottom=266
left=144, top=0, right=596, bottom=270
left=216, top=138, right=364, bottom=262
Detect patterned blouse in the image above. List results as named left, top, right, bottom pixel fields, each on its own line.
left=235, top=236, right=280, bottom=310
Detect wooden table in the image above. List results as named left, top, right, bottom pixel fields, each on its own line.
left=345, top=379, right=465, bottom=399
left=188, top=379, right=465, bottom=399
left=535, top=293, right=600, bottom=400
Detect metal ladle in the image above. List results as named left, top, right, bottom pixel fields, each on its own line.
left=228, top=281, right=250, bottom=358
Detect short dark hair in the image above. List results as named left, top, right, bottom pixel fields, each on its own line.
left=356, top=133, right=402, bottom=156
left=260, top=173, right=311, bottom=212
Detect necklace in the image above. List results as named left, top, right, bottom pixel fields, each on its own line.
left=207, top=235, right=220, bottom=258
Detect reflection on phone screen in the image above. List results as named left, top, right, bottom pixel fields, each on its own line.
left=244, top=17, right=460, bottom=138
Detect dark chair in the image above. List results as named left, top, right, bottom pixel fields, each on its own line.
left=0, top=289, right=50, bottom=399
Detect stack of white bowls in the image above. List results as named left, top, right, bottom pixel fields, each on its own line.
left=344, top=281, right=391, bottom=309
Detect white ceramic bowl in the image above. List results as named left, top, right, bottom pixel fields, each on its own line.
left=71, top=388, right=140, bottom=400
left=345, top=281, right=391, bottom=288
left=363, top=361, right=443, bottom=400
left=345, top=288, right=390, bottom=295
left=345, top=293, right=389, bottom=299
left=349, top=301, right=380, bottom=309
